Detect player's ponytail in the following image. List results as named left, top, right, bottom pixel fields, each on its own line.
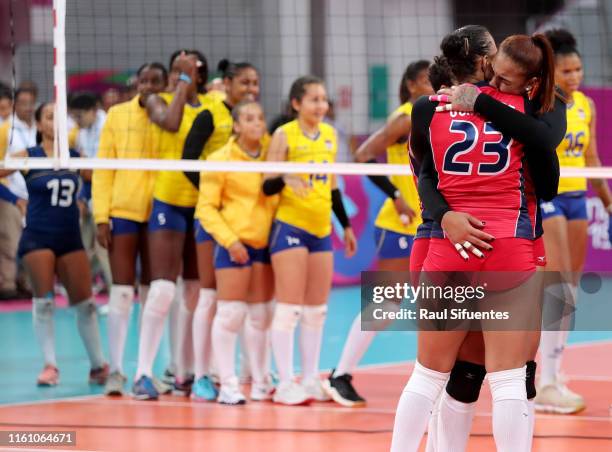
left=399, top=60, right=430, bottom=103
left=440, top=25, right=492, bottom=82
left=531, top=34, right=556, bottom=113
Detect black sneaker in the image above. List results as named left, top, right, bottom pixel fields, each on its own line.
left=172, top=374, right=194, bottom=396
left=322, top=369, right=366, bottom=407
left=162, top=368, right=176, bottom=386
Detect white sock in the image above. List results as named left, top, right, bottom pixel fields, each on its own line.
left=245, top=301, right=273, bottom=385
left=137, top=284, right=149, bottom=332
left=107, top=285, right=134, bottom=374
left=176, top=279, right=198, bottom=379
left=238, top=330, right=251, bottom=381
left=425, top=393, right=443, bottom=452
left=74, top=298, right=106, bottom=369
left=489, top=366, right=529, bottom=452
left=136, top=279, right=176, bottom=379
left=271, top=303, right=303, bottom=384
left=193, top=288, right=216, bottom=379
left=334, top=312, right=376, bottom=377
left=211, top=300, right=248, bottom=385
left=527, top=399, right=535, bottom=452
left=32, top=297, right=56, bottom=367
left=437, top=391, right=476, bottom=452
left=299, top=304, right=328, bottom=381
left=167, top=279, right=181, bottom=375
left=391, top=361, right=450, bottom=452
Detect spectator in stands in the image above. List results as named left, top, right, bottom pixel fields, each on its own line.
left=0, top=86, right=12, bottom=124
left=102, top=88, right=121, bottom=112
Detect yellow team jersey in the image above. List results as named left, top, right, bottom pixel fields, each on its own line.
left=92, top=96, right=157, bottom=224
left=196, top=138, right=278, bottom=249
left=275, top=120, right=337, bottom=237
left=153, top=92, right=209, bottom=207
left=557, top=90, right=591, bottom=194
left=374, top=102, right=422, bottom=235
left=201, top=98, right=234, bottom=159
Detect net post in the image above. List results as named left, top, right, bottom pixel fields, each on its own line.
left=53, top=0, right=69, bottom=169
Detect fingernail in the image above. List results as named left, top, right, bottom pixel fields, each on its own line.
left=481, top=221, right=486, bottom=225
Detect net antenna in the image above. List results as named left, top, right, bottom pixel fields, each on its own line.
left=53, top=0, right=68, bottom=169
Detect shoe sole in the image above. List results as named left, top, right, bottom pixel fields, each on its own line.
left=218, top=399, right=247, bottom=405
left=191, top=394, right=218, bottom=402
left=272, top=397, right=314, bottom=406
left=322, top=381, right=366, bottom=408
left=131, top=392, right=159, bottom=401
left=534, top=403, right=585, bottom=414
left=37, top=380, right=59, bottom=387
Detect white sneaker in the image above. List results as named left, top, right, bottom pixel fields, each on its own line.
left=302, top=377, right=331, bottom=402
left=273, top=381, right=312, bottom=406
left=250, top=381, right=275, bottom=401
left=534, top=381, right=585, bottom=414
left=217, top=378, right=246, bottom=405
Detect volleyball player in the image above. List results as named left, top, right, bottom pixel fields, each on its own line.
left=181, top=59, right=261, bottom=401
left=93, top=62, right=168, bottom=396
left=132, top=50, right=208, bottom=400
left=196, top=100, right=276, bottom=404
left=324, top=61, right=433, bottom=407
left=532, top=28, right=612, bottom=414
left=263, top=76, right=357, bottom=405
left=0, top=103, right=107, bottom=386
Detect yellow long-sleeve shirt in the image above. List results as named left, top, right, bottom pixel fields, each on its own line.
left=92, top=96, right=157, bottom=224
left=195, top=138, right=278, bottom=249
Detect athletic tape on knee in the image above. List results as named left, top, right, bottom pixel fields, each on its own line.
left=446, top=360, right=487, bottom=403
left=404, top=361, right=450, bottom=402
left=525, top=360, right=537, bottom=400
left=146, top=279, right=176, bottom=317
left=181, top=279, right=200, bottom=313
left=216, top=301, right=248, bottom=333
left=488, top=366, right=527, bottom=402
left=33, top=297, right=55, bottom=320
left=248, top=301, right=273, bottom=331
left=271, top=302, right=303, bottom=332
left=301, top=304, right=328, bottom=329
left=109, top=285, right=134, bottom=316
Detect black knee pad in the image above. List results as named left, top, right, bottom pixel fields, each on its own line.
left=526, top=360, right=537, bottom=400
left=446, top=360, right=487, bottom=403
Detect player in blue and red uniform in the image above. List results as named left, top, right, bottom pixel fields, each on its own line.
left=0, top=102, right=108, bottom=387
left=390, top=29, right=561, bottom=452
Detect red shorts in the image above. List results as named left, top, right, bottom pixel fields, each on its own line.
left=409, top=237, right=430, bottom=273
left=533, top=237, right=546, bottom=267
left=423, top=238, right=536, bottom=273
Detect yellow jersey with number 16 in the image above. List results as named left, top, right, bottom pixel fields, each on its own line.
left=275, top=120, right=337, bottom=238
left=557, top=90, right=591, bottom=194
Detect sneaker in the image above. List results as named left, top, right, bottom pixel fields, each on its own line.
left=250, top=381, right=275, bottom=401
left=218, top=378, right=246, bottom=405
left=89, top=363, right=110, bottom=385
left=153, top=376, right=172, bottom=395
left=191, top=376, right=219, bottom=402
left=37, top=365, right=59, bottom=386
left=534, top=381, right=586, bottom=414
left=302, top=377, right=331, bottom=402
left=132, top=375, right=159, bottom=401
left=273, top=381, right=313, bottom=406
left=162, top=367, right=176, bottom=386
left=323, top=371, right=366, bottom=407
left=173, top=374, right=195, bottom=396
left=105, top=371, right=127, bottom=396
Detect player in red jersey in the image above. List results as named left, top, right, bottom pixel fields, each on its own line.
left=390, top=27, right=561, bottom=452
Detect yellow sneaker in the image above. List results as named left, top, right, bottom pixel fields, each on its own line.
left=534, top=381, right=585, bottom=414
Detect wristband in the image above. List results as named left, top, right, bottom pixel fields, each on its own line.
left=178, top=72, right=192, bottom=85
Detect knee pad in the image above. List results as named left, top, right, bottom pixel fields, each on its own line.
left=181, top=279, right=200, bottom=313
left=196, top=288, right=216, bottom=318
left=488, top=366, right=527, bottom=402
left=446, top=360, right=487, bottom=403
left=146, top=279, right=176, bottom=317
left=404, top=361, right=450, bottom=402
left=216, top=301, right=248, bottom=333
left=271, top=302, right=303, bottom=332
left=525, top=360, right=537, bottom=400
left=248, top=302, right=273, bottom=331
left=74, top=298, right=97, bottom=317
left=109, top=285, right=134, bottom=317
left=33, top=297, right=55, bottom=320
left=301, top=304, right=328, bottom=329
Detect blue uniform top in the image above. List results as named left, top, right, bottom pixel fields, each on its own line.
left=23, top=146, right=81, bottom=235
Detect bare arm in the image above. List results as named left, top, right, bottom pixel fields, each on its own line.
left=354, top=113, right=411, bottom=162
left=585, top=97, right=612, bottom=209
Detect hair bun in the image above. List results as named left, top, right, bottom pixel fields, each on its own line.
left=217, top=59, right=231, bottom=74
left=544, top=28, right=577, bottom=54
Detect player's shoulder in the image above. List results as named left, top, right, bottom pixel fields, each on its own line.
left=319, top=121, right=336, bottom=137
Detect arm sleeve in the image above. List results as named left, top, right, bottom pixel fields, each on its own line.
left=331, top=188, right=350, bottom=228
left=182, top=110, right=214, bottom=189
left=0, top=182, right=18, bottom=204
left=92, top=113, right=116, bottom=224
left=196, top=169, right=239, bottom=249
left=366, top=159, right=399, bottom=198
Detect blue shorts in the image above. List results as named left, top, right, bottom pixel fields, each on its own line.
left=18, top=228, right=84, bottom=258
left=540, top=192, right=587, bottom=221
left=214, top=243, right=271, bottom=269
left=148, top=198, right=195, bottom=233
left=110, top=217, right=145, bottom=236
left=269, top=220, right=332, bottom=255
left=194, top=219, right=214, bottom=243
left=374, top=227, right=414, bottom=259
